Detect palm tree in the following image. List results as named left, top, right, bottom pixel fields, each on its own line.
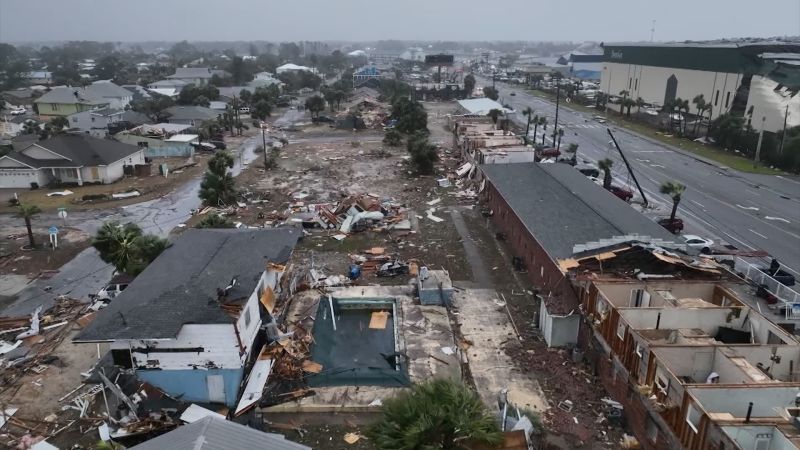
left=566, top=143, right=579, bottom=163
left=92, top=222, right=169, bottom=275
left=598, top=158, right=614, bottom=190
left=557, top=128, right=565, bottom=151
left=531, top=114, right=540, bottom=143
left=21, top=121, right=38, bottom=135
left=635, top=97, right=646, bottom=115
left=200, top=169, right=236, bottom=206
left=660, top=181, right=686, bottom=221
left=368, top=379, right=502, bottom=450
left=16, top=204, right=41, bottom=249
left=196, top=214, right=235, bottom=229
left=522, top=107, right=534, bottom=137
left=618, top=90, right=630, bottom=115
left=539, top=117, right=548, bottom=145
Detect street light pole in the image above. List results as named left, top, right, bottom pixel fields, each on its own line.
left=552, top=80, right=561, bottom=146
left=754, top=116, right=766, bottom=166
left=778, top=105, right=790, bottom=156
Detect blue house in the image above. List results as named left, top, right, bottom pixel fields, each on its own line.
left=75, top=228, right=301, bottom=406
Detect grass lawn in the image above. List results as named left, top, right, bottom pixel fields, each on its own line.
left=524, top=88, right=782, bottom=175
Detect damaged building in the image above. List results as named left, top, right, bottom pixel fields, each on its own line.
left=480, top=163, right=682, bottom=347
left=74, top=228, right=301, bottom=407
left=569, top=243, right=800, bottom=450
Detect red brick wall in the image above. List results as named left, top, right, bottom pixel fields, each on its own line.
left=483, top=182, right=579, bottom=306
left=587, top=333, right=684, bottom=450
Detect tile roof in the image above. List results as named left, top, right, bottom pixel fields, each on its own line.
left=74, top=228, right=301, bottom=342
left=34, top=87, right=107, bottom=106
left=129, top=417, right=310, bottom=450
left=480, top=163, right=677, bottom=259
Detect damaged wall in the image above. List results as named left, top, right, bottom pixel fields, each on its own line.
left=539, top=300, right=580, bottom=347
left=137, top=367, right=244, bottom=406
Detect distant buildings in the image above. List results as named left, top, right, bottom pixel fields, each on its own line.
left=167, top=67, right=215, bottom=86
left=600, top=41, right=800, bottom=132
left=163, top=106, right=221, bottom=127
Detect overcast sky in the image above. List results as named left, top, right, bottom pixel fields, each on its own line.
left=1, top=0, right=798, bottom=43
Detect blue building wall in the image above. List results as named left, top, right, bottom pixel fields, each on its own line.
left=115, top=134, right=195, bottom=157
left=136, top=368, right=243, bottom=406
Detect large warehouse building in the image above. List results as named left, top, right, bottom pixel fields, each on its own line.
left=600, top=41, right=800, bottom=132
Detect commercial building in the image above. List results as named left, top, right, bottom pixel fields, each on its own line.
left=75, top=228, right=302, bottom=407
left=600, top=41, right=800, bottom=132
left=480, top=163, right=682, bottom=346
left=568, top=243, right=800, bottom=450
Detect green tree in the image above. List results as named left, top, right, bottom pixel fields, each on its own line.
left=392, top=97, right=428, bottom=134
left=566, top=143, right=579, bottom=163
left=692, top=94, right=710, bottom=136
left=635, top=97, right=646, bottom=115
left=368, top=379, right=502, bottom=450
left=131, top=95, right=175, bottom=122
left=488, top=108, right=502, bottom=125
left=522, top=107, right=534, bottom=137
left=406, top=131, right=439, bottom=174
left=557, top=128, right=565, bottom=151
left=192, top=95, right=210, bottom=107
left=305, top=95, right=325, bottom=118
left=618, top=90, right=630, bottom=115
left=531, top=114, right=540, bottom=143
left=196, top=214, right=235, bottom=229
left=16, top=204, right=41, bottom=248
left=463, top=73, right=476, bottom=96
left=92, top=222, right=169, bottom=275
left=383, top=129, right=402, bottom=147
left=252, top=100, right=272, bottom=120
left=49, top=116, right=69, bottom=131
left=482, top=86, right=499, bottom=101
left=200, top=152, right=236, bottom=206
left=539, top=117, right=548, bottom=145
left=660, top=181, right=686, bottom=221
left=598, top=158, right=614, bottom=190
left=709, top=113, right=746, bottom=149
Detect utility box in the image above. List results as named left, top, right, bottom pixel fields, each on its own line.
left=417, top=269, right=454, bottom=306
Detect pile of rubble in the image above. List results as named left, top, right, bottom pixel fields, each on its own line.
left=285, top=194, right=413, bottom=237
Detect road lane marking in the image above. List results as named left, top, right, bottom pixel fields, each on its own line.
left=745, top=189, right=761, bottom=196
left=650, top=164, right=665, bottom=168
left=736, top=204, right=760, bottom=211
left=765, top=216, right=790, bottom=223
left=749, top=229, right=768, bottom=239
left=690, top=200, right=706, bottom=208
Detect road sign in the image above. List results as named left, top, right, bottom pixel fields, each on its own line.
left=57, top=208, right=67, bottom=220
left=48, top=226, right=59, bottom=248
left=48, top=226, right=59, bottom=235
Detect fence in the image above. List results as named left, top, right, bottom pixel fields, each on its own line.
left=733, top=257, right=800, bottom=319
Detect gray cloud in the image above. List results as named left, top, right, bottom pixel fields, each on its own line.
left=1, top=0, right=798, bottom=43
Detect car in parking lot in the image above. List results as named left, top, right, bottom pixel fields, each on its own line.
left=9, top=107, right=26, bottom=115
left=238, top=107, right=250, bottom=114
left=208, top=140, right=227, bottom=150
left=681, top=234, right=714, bottom=254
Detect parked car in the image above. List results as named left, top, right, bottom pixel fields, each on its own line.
left=208, top=140, right=227, bottom=150
left=191, top=142, right=217, bottom=152
left=608, top=185, right=634, bottom=202
left=682, top=234, right=714, bottom=254
left=510, top=92, right=516, bottom=96
left=93, top=274, right=133, bottom=302
left=537, top=147, right=561, bottom=158
left=576, top=165, right=600, bottom=178
left=238, top=107, right=250, bottom=114
left=9, top=107, right=26, bottom=115
left=658, top=217, right=684, bottom=234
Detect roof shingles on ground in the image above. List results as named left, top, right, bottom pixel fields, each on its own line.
left=129, top=416, right=310, bottom=450
left=75, top=228, right=301, bottom=342
left=481, top=163, right=677, bottom=259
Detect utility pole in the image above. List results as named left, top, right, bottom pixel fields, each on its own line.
left=650, top=20, right=656, bottom=42
left=778, top=105, right=790, bottom=155
left=261, top=125, right=269, bottom=170
left=754, top=116, right=766, bottom=166
left=552, top=80, right=560, bottom=146
left=492, top=70, right=496, bottom=89
left=607, top=129, right=648, bottom=208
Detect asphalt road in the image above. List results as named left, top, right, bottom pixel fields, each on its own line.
left=486, top=79, right=800, bottom=277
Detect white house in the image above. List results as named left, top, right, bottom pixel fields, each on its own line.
left=275, top=63, right=318, bottom=75
left=0, top=134, right=145, bottom=188
left=84, top=81, right=134, bottom=110
left=167, top=67, right=215, bottom=86
left=74, top=228, right=302, bottom=407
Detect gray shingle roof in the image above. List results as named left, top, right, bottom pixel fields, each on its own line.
left=75, top=228, right=301, bottom=342
left=6, top=134, right=142, bottom=168
left=34, top=87, right=108, bottom=106
left=480, top=163, right=677, bottom=259
left=129, top=417, right=310, bottom=450
left=85, top=81, right=133, bottom=99
left=168, top=67, right=214, bottom=79
left=164, top=106, right=220, bottom=121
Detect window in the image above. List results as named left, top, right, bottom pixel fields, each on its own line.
left=71, top=117, right=78, bottom=123
left=754, top=435, right=771, bottom=450
left=244, top=308, right=251, bottom=327
left=655, top=369, right=669, bottom=396
left=646, top=416, right=659, bottom=442
left=90, top=117, right=95, bottom=122
left=51, top=103, right=59, bottom=111
left=629, top=77, right=632, bottom=88
left=725, top=91, right=731, bottom=108
left=111, top=349, right=133, bottom=369
left=686, top=403, right=701, bottom=433
left=617, top=321, right=626, bottom=339
left=715, top=90, right=720, bottom=106
left=635, top=343, right=643, bottom=357
left=634, top=79, right=638, bottom=90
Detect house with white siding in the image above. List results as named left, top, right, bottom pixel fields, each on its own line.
left=74, top=228, right=301, bottom=407
left=0, top=134, right=145, bottom=188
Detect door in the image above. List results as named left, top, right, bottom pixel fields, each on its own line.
left=206, top=375, right=225, bottom=403
left=90, top=167, right=99, bottom=180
